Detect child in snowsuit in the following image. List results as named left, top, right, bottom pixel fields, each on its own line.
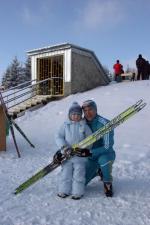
left=55, top=102, right=92, bottom=200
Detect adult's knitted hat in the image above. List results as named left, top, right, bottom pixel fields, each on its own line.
left=69, top=102, right=82, bottom=116
left=82, top=100, right=97, bottom=112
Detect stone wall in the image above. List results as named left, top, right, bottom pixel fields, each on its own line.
left=71, top=52, right=109, bottom=94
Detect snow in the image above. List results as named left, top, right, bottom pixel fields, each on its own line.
left=0, top=80, right=150, bottom=225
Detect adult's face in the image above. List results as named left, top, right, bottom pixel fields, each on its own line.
left=83, top=106, right=97, bottom=121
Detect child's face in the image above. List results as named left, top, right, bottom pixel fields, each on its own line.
left=70, top=113, right=82, bottom=122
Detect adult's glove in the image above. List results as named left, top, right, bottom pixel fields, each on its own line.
left=64, top=147, right=73, bottom=158
left=53, top=150, right=63, bottom=163
left=73, top=148, right=92, bottom=157
left=63, top=147, right=92, bottom=157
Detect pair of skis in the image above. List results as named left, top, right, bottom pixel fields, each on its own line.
left=14, top=99, right=146, bottom=195
left=0, top=91, right=35, bottom=158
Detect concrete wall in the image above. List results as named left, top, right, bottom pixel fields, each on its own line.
left=63, top=82, right=71, bottom=96
left=71, top=52, right=109, bottom=94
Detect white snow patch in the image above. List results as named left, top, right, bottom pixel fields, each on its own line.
left=0, top=80, right=150, bottom=225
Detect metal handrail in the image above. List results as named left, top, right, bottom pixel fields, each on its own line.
left=51, top=76, right=63, bottom=79
left=3, top=78, right=52, bottom=99
left=7, top=93, right=37, bottom=109
left=5, top=89, right=35, bottom=104
left=2, top=79, right=37, bottom=94
left=2, top=78, right=53, bottom=109
left=1, top=76, right=63, bottom=110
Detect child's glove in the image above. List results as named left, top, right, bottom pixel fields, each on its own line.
left=53, top=150, right=63, bottom=163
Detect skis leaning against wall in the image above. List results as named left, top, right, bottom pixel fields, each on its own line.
left=0, top=90, right=35, bottom=158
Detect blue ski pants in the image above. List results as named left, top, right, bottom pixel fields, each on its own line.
left=85, top=151, right=116, bottom=184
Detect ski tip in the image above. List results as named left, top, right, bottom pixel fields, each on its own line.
left=136, top=99, right=143, bottom=105
left=13, top=190, right=19, bottom=195
left=138, top=102, right=147, bottom=111
left=31, top=144, right=35, bottom=148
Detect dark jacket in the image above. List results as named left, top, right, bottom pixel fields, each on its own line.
left=136, top=57, right=146, bottom=69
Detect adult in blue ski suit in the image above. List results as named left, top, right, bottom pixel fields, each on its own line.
left=55, top=102, right=92, bottom=199
left=82, top=100, right=116, bottom=197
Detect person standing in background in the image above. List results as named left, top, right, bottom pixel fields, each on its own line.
left=136, top=54, right=146, bottom=80
left=113, top=60, right=123, bottom=82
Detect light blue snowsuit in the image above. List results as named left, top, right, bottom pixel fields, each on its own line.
left=85, top=115, right=116, bottom=184
left=55, top=119, right=92, bottom=197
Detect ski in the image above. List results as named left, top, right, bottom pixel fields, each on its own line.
left=11, top=119, right=35, bottom=148
left=0, top=91, right=21, bottom=158
left=75, top=99, right=146, bottom=148
left=0, top=91, right=35, bottom=157
left=14, top=100, right=146, bottom=194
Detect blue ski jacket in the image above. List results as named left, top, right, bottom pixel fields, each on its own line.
left=86, top=115, right=115, bottom=160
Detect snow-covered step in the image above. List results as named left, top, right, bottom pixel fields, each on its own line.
left=8, top=95, right=52, bottom=117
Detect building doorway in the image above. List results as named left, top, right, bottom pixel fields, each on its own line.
left=37, top=55, right=64, bottom=95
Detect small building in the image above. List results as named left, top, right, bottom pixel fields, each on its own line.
left=27, top=43, right=110, bottom=97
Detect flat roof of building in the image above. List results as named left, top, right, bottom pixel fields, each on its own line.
left=27, top=43, right=94, bottom=56
left=27, top=42, right=109, bottom=83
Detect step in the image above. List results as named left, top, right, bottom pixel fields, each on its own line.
left=8, top=95, right=52, bottom=117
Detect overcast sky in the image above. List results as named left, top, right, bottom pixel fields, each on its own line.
left=1, top=0, right=150, bottom=82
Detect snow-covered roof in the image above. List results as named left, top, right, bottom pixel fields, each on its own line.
left=27, top=43, right=95, bottom=56
left=27, top=42, right=109, bottom=83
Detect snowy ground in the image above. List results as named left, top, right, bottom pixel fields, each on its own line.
left=0, top=80, right=150, bottom=225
